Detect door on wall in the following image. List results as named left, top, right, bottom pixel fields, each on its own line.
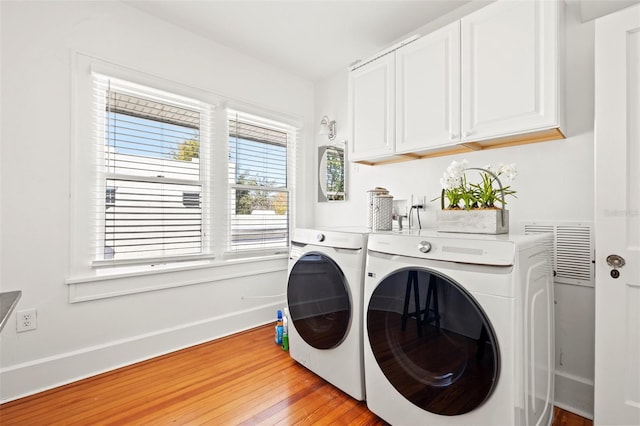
left=594, top=4, right=640, bottom=426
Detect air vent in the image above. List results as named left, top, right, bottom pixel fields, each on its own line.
left=522, top=222, right=594, bottom=287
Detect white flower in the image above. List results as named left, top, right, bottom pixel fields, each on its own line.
left=436, top=159, right=517, bottom=210
left=440, top=172, right=459, bottom=190
left=445, top=159, right=468, bottom=181
left=499, top=163, right=518, bottom=183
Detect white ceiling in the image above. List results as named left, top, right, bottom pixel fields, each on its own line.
left=123, top=0, right=472, bottom=82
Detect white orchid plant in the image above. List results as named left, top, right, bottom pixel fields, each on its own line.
left=437, top=159, right=518, bottom=210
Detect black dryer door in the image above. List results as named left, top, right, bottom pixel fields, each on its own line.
left=287, top=252, right=351, bottom=350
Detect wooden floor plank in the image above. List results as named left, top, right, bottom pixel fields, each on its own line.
left=0, top=324, right=592, bottom=425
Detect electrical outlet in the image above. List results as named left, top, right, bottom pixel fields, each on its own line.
left=16, top=308, right=37, bottom=332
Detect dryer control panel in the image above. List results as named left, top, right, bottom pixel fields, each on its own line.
left=418, top=241, right=432, bottom=253
left=291, top=228, right=367, bottom=250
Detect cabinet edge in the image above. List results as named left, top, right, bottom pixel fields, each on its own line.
left=352, top=127, right=565, bottom=166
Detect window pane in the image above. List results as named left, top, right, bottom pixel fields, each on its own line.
left=227, top=111, right=292, bottom=253
left=104, top=179, right=202, bottom=260
left=95, top=76, right=207, bottom=264
left=105, top=91, right=201, bottom=181
left=229, top=137, right=287, bottom=188
left=230, top=190, right=289, bottom=250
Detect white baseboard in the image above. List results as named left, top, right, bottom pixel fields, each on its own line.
left=554, top=370, right=594, bottom=419
left=0, top=301, right=284, bottom=403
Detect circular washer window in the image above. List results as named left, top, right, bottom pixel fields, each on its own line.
left=367, top=268, right=500, bottom=416
left=287, top=253, right=351, bottom=350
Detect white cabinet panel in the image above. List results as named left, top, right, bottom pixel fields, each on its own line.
left=461, top=0, right=560, bottom=141
left=348, top=54, right=395, bottom=161
left=348, top=0, right=563, bottom=165
left=396, top=21, right=461, bottom=153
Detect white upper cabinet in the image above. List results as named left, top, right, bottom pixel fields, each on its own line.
left=461, top=0, right=561, bottom=141
left=348, top=0, right=564, bottom=165
left=396, top=21, right=461, bottom=153
left=348, top=53, right=395, bottom=161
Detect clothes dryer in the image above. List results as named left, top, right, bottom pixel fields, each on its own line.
left=363, top=231, right=554, bottom=425
left=287, top=227, right=368, bottom=401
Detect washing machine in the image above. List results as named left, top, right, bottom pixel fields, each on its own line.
left=286, top=227, right=368, bottom=401
left=363, top=230, right=554, bottom=425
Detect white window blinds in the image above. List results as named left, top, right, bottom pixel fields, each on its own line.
left=227, top=110, right=295, bottom=253
left=93, top=75, right=212, bottom=264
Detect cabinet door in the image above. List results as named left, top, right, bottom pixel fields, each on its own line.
left=348, top=54, right=395, bottom=161
left=461, top=0, right=559, bottom=141
left=396, top=21, right=461, bottom=153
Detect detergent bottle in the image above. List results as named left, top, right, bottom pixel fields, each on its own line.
left=275, top=310, right=283, bottom=345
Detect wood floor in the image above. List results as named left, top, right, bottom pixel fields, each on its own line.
left=0, top=324, right=592, bottom=425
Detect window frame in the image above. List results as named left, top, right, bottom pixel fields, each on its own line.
left=91, top=75, right=213, bottom=267
left=69, top=53, right=299, bottom=285
left=225, top=109, right=295, bottom=257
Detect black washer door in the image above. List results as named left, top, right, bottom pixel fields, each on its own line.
left=287, top=252, right=351, bottom=350
left=367, top=268, right=500, bottom=416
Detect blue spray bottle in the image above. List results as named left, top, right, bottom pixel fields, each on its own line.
left=275, top=310, right=283, bottom=345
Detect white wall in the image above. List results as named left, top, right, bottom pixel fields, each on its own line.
left=0, top=0, right=599, bottom=415
left=314, top=1, right=596, bottom=419
left=0, top=1, right=314, bottom=402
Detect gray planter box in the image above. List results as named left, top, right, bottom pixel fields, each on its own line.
left=436, top=209, right=509, bottom=234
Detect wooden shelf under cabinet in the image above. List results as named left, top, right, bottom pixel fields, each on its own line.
left=352, top=128, right=565, bottom=166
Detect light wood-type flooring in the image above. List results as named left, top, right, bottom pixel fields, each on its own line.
left=0, top=324, right=593, bottom=425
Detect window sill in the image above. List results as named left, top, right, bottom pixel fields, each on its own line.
left=91, top=253, right=218, bottom=270
left=66, top=254, right=288, bottom=303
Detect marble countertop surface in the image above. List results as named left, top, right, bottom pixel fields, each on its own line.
left=0, top=291, right=22, bottom=332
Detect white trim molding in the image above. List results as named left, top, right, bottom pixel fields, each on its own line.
left=67, top=256, right=287, bottom=303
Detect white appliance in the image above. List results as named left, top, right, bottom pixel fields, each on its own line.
left=286, top=227, right=369, bottom=401
left=363, top=231, right=554, bottom=425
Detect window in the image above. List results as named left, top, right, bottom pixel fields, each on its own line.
left=75, top=55, right=299, bottom=279
left=227, top=111, right=294, bottom=253
left=70, top=54, right=301, bottom=299
left=93, top=75, right=212, bottom=265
